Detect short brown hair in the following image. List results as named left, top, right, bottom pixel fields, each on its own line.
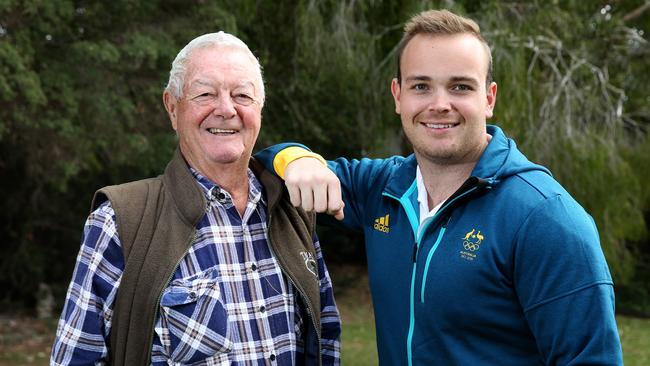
left=395, top=9, right=493, bottom=87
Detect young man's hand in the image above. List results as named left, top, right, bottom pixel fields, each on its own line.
left=284, top=157, right=344, bottom=220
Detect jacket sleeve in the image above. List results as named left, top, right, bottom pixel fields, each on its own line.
left=513, top=195, right=623, bottom=365
left=255, top=144, right=397, bottom=232
left=255, top=142, right=313, bottom=176
left=51, top=201, right=124, bottom=365
left=313, top=232, right=342, bottom=365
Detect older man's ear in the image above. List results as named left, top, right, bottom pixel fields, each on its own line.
left=163, top=90, right=178, bottom=131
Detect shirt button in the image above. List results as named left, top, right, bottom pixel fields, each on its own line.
left=212, top=189, right=227, bottom=203
left=259, top=305, right=266, bottom=313
left=188, top=291, right=197, bottom=300
left=251, top=263, right=257, bottom=271
left=269, top=354, right=276, bottom=361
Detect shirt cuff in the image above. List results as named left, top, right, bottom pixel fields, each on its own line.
left=273, top=146, right=327, bottom=179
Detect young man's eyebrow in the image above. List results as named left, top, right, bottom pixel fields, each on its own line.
left=404, top=75, right=432, bottom=83
left=449, top=76, right=480, bottom=85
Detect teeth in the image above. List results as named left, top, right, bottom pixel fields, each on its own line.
left=208, top=128, right=236, bottom=134
left=425, top=123, right=454, bottom=129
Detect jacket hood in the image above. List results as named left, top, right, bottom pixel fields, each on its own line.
left=472, top=125, right=550, bottom=184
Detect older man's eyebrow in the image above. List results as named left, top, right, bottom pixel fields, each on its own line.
left=188, top=79, right=257, bottom=90
left=192, top=79, right=212, bottom=86
left=185, top=80, right=214, bottom=93
left=234, top=80, right=257, bottom=90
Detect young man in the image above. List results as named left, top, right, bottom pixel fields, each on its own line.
left=52, top=32, right=340, bottom=366
left=257, top=9, right=623, bottom=366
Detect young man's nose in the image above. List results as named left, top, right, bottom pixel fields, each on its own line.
left=427, top=90, right=452, bottom=113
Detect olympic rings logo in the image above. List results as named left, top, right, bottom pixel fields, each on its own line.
left=463, top=240, right=480, bottom=251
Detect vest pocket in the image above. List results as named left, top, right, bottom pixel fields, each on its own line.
left=156, top=269, right=232, bottom=364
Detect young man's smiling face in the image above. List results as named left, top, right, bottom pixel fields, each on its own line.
left=391, top=33, right=497, bottom=166
left=164, top=46, right=263, bottom=174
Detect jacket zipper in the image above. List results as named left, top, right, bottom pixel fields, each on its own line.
left=402, top=178, right=488, bottom=366
left=420, top=217, right=450, bottom=303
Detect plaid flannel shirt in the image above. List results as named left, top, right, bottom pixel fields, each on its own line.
left=52, top=168, right=341, bottom=365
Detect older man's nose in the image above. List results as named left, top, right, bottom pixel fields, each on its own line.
left=212, top=94, right=237, bottom=119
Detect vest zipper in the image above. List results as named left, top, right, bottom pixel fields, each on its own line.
left=266, top=211, right=322, bottom=366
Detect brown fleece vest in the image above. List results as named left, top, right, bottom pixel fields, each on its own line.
left=91, top=149, right=320, bottom=366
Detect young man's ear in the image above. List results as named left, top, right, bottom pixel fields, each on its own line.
left=485, top=82, right=497, bottom=119
left=163, top=90, right=178, bottom=130
left=391, top=78, right=402, bottom=115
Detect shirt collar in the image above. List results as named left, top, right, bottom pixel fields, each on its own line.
left=416, top=166, right=428, bottom=212
left=189, top=166, right=265, bottom=206
left=416, top=165, right=443, bottom=226
left=416, top=166, right=429, bottom=225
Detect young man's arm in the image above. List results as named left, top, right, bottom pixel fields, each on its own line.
left=514, top=196, right=623, bottom=365
left=51, top=202, right=123, bottom=365
left=256, top=143, right=401, bottom=233
left=256, top=144, right=344, bottom=220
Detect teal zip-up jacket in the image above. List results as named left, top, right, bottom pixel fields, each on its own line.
left=256, top=125, right=622, bottom=365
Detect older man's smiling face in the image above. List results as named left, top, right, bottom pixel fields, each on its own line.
left=164, top=46, right=263, bottom=174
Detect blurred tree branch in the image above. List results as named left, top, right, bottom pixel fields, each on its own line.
left=623, top=1, right=650, bottom=22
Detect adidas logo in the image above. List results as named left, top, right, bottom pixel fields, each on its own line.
left=373, top=214, right=390, bottom=233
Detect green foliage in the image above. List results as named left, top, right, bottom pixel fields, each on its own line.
left=1, top=0, right=190, bottom=307
left=0, top=0, right=649, bottom=312
left=475, top=1, right=650, bottom=300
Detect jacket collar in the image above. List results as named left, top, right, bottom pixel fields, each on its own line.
left=162, top=148, right=284, bottom=227
left=250, top=157, right=284, bottom=210
left=162, top=148, right=207, bottom=227
left=382, top=125, right=510, bottom=198
left=470, top=125, right=510, bottom=181
left=382, top=154, right=418, bottom=199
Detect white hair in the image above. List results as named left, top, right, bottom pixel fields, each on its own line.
left=165, top=31, right=265, bottom=100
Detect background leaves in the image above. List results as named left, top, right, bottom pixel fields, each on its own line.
left=1, top=0, right=648, bottom=313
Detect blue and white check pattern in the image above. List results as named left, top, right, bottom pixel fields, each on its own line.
left=52, top=167, right=341, bottom=365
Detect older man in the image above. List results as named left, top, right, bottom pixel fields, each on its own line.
left=257, top=9, right=622, bottom=366
left=52, top=32, right=341, bottom=366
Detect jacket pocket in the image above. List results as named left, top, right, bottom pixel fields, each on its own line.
left=156, top=268, right=232, bottom=364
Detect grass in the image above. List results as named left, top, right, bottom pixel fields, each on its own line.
left=331, top=264, right=380, bottom=365
left=619, top=316, right=650, bottom=366
left=0, top=316, right=55, bottom=366
left=1, top=264, right=648, bottom=365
